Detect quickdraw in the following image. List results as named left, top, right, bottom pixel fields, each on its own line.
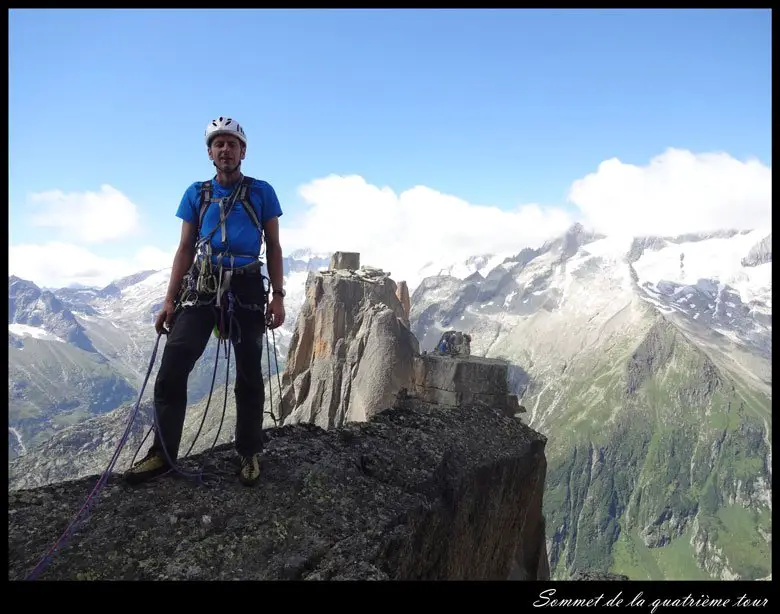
left=192, top=174, right=267, bottom=299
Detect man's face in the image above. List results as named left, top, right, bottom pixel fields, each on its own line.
left=208, top=135, right=245, bottom=172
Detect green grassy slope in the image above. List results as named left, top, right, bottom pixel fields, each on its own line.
left=532, top=317, right=771, bottom=580
left=8, top=337, right=137, bottom=453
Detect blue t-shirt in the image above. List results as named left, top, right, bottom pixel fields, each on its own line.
left=176, top=176, right=283, bottom=267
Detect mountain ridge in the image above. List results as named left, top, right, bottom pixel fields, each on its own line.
left=8, top=253, right=330, bottom=460
left=406, top=223, right=771, bottom=580
left=8, top=224, right=771, bottom=579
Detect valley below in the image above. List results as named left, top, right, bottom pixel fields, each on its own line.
left=8, top=227, right=772, bottom=580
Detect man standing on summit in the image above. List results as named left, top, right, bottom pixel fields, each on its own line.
left=125, top=117, right=286, bottom=487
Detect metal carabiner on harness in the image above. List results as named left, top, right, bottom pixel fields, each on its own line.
left=196, top=247, right=218, bottom=295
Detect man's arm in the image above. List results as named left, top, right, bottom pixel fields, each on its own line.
left=164, top=220, right=197, bottom=304
left=263, top=216, right=284, bottom=295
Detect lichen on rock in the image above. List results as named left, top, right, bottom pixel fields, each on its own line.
left=8, top=399, right=549, bottom=581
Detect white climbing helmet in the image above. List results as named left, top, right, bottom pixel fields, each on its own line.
left=205, top=116, right=247, bottom=147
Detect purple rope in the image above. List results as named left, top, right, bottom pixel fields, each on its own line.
left=25, top=332, right=164, bottom=581
left=26, top=290, right=255, bottom=580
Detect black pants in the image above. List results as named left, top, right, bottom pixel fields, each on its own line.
left=150, top=272, right=267, bottom=461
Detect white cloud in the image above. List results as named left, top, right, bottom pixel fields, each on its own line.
left=568, top=148, right=772, bottom=238
left=133, top=246, right=177, bottom=271
left=282, top=148, right=771, bottom=287
left=8, top=242, right=175, bottom=289
left=10, top=148, right=770, bottom=291
left=284, top=175, right=575, bottom=288
left=27, top=184, right=140, bottom=244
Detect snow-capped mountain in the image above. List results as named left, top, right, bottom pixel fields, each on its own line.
left=411, top=253, right=512, bottom=289
left=407, top=224, right=771, bottom=581
left=411, top=225, right=771, bottom=389
left=631, top=231, right=771, bottom=359
left=9, top=276, right=99, bottom=353
left=7, top=225, right=772, bottom=580
left=8, top=253, right=330, bottom=461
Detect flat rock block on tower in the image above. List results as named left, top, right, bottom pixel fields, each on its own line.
left=329, top=252, right=361, bottom=271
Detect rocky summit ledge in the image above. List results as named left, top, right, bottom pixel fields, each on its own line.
left=8, top=399, right=548, bottom=581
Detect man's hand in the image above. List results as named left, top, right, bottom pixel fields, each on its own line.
left=155, top=298, right=177, bottom=335
left=266, top=295, right=286, bottom=329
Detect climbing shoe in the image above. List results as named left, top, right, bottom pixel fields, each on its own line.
left=238, top=453, right=262, bottom=487
left=124, top=450, right=171, bottom=485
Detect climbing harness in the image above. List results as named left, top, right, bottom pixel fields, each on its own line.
left=191, top=175, right=266, bottom=306
left=24, top=175, right=285, bottom=581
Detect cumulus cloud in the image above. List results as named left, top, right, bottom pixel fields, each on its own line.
left=569, top=148, right=772, bottom=238
left=11, top=148, right=770, bottom=291
left=133, top=246, right=177, bottom=271
left=284, top=175, right=575, bottom=287
left=28, top=184, right=140, bottom=244
left=8, top=242, right=175, bottom=289
left=282, top=148, right=771, bottom=286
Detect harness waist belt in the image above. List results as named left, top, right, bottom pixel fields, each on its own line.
left=230, top=261, right=263, bottom=276
left=193, top=259, right=263, bottom=276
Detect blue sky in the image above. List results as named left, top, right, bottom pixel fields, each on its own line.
left=9, top=8, right=772, bottom=288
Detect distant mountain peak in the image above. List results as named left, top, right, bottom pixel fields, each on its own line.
left=106, top=270, right=159, bottom=292
left=538, top=223, right=605, bottom=262
left=289, top=248, right=332, bottom=263
left=742, top=233, right=772, bottom=268
left=9, top=275, right=40, bottom=291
